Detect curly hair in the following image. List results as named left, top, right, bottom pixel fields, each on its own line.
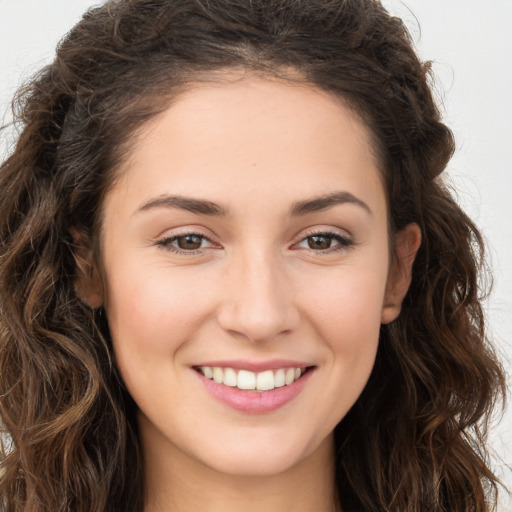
left=0, top=0, right=506, bottom=510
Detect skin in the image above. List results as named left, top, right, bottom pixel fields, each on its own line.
left=79, top=74, right=421, bottom=512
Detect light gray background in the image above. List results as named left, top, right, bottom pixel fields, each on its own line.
left=1, top=0, right=511, bottom=508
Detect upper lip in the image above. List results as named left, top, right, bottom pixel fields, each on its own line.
left=193, top=359, right=315, bottom=372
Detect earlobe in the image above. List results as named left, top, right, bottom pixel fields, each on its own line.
left=71, top=228, right=104, bottom=309
left=381, top=223, right=422, bottom=324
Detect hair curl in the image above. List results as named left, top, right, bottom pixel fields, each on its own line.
left=0, top=0, right=506, bottom=510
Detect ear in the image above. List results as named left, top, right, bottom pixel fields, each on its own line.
left=70, top=228, right=103, bottom=309
left=381, top=223, right=421, bottom=324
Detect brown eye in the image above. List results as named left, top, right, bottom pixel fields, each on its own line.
left=307, top=235, right=333, bottom=250
left=156, top=232, right=215, bottom=254
left=294, top=230, right=354, bottom=254
left=176, top=234, right=203, bottom=250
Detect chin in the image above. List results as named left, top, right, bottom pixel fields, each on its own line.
left=191, top=429, right=329, bottom=478
left=201, top=449, right=306, bottom=478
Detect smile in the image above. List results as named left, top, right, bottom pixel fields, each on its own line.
left=194, top=365, right=308, bottom=392
left=193, top=364, right=316, bottom=413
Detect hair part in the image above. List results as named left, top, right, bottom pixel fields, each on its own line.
left=0, top=0, right=506, bottom=511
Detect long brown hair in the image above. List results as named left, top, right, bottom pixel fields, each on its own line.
left=0, top=0, right=506, bottom=510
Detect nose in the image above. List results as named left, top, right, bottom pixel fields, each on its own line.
left=216, top=246, right=300, bottom=344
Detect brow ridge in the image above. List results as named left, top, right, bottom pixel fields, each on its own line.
left=136, top=195, right=230, bottom=216
left=135, top=191, right=372, bottom=217
left=289, top=191, right=372, bottom=216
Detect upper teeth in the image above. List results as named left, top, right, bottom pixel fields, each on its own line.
left=198, top=366, right=305, bottom=391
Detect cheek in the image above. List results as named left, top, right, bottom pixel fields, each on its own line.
left=285, top=264, right=388, bottom=434
left=103, top=260, right=215, bottom=392
left=301, top=265, right=386, bottom=399
left=106, top=261, right=209, bottom=338
left=303, top=265, right=387, bottom=346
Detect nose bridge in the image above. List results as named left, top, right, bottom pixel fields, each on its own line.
left=217, top=241, right=298, bottom=343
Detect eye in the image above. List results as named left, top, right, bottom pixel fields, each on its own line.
left=155, top=232, right=216, bottom=254
left=294, top=230, right=354, bottom=254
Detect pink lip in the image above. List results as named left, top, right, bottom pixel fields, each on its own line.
left=192, top=366, right=315, bottom=414
left=194, top=359, right=312, bottom=372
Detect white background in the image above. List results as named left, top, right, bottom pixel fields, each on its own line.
left=1, top=0, right=511, bottom=508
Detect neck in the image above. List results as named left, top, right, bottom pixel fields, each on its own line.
left=141, top=419, right=340, bottom=512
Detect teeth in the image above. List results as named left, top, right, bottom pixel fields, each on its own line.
left=237, top=369, right=256, bottom=390
left=285, top=368, right=295, bottom=385
left=212, top=367, right=223, bottom=384
left=274, top=369, right=285, bottom=388
left=223, top=368, right=237, bottom=387
left=198, top=366, right=307, bottom=391
left=256, top=370, right=275, bottom=391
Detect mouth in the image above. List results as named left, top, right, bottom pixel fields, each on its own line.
left=193, top=365, right=315, bottom=393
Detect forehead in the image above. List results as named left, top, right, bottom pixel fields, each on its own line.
left=105, top=75, right=386, bottom=221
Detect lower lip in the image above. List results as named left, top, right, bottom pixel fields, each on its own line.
left=194, top=368, right=315, bottom=414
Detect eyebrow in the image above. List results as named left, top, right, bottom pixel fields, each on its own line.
left=136, top=195, right=230, bottom=216
left=134, top=191, right=372, bottom=217
left=289, top=191, right=372, bottom=216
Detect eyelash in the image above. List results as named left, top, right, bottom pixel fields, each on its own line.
left=155, top=231, right=217, bottom=255
left=299, top=229, right=354, bottom=254
left=155, top=229, right=354, bottom=256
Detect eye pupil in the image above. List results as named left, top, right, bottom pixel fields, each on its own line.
left=178, top=235, right=203, bottom=250
left=308, top=235, right=332, bottom=250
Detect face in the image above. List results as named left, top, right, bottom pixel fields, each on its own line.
left=82, top=75, right=419, bottom=479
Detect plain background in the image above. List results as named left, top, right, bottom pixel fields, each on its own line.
left=1, top=0, right=511, bottom=508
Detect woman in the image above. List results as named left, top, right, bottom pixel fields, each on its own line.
left=0, top=0, right=506, bottom=511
